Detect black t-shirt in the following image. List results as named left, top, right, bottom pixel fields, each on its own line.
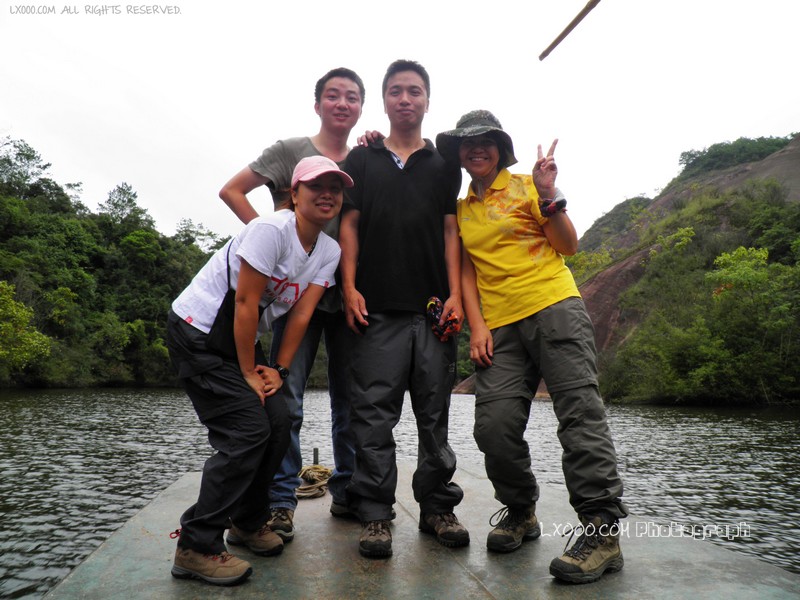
left=343, top=140, right=460, bottom=314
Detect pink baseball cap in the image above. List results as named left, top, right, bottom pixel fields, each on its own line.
left=291, top=155, right=354, bottom=189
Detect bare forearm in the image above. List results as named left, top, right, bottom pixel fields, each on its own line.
left=461, top=249, right=484, bottom=328
left=275, top=287, right=323, bottom=367
left=219, top=167, right=268, bottom=225
left=234, top=300, right=261, bottom=374
left=339, top=211, right=359, bottom=293
left=543, top=212, right=578, bottom=255
left=444, top=216, right=462, bottom=301
left=220, top=190, right=260, bottom=225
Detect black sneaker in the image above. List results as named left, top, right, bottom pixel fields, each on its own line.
left=419, top=512, right=470, bottom=547
left=359, top=520, right=392, bottom=558
left=549, top=515, right=624, bottom=584
left=486, top=506, right=541, bottom=552
left=268, top=508, right=295, bottom=542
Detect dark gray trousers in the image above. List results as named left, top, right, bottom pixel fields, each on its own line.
left=345, top=312, right=464, bottom=521
left=474, top=297, right=627, bottom=520
left=166, top=312, right=290, bottom=554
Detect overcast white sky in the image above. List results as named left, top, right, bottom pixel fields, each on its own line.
left=2, top=0, right=798, bottom=240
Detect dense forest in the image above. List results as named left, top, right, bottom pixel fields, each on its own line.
left=1, top=134, right=798, bottom=404
left=0, top=137, right=216, bottom=387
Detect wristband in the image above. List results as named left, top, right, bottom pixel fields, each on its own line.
left=539, top=187, right=567, bottom=216
left=540, top=197, right=567, bottom=216
left=271, top=363, right=290, bottom=379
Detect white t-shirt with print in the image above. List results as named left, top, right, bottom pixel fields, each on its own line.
left=172, top=210, right=339, bottom=342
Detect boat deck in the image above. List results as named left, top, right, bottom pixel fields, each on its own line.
left=45, top=462, right=800, bottom=599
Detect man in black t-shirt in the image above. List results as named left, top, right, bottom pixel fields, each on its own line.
left=339, top=59, right=469, bottom=559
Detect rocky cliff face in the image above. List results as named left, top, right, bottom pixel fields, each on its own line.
left=579, top=133, right=800, bottom=353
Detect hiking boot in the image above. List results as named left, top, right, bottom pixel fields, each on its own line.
left=268, top=508, right=295, bottom=542
left=549, top=515, right=624, bottom=584
left=171, top=547, right=252, bottom=586
left=419, top=512, right=470, bottom=548
left=226, top=522, right=284, bottom=556
left=359, top=520, right=392, bottom=558
left=486, top=506, right=541, bottom=553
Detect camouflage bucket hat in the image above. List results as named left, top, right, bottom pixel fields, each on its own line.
left=435, top=109, right=518, bottom=170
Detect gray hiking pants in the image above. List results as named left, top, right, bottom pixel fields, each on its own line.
left=473, top=297, right=627, bottom=520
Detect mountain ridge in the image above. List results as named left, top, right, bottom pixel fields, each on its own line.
left=580, top=132, right=800, bottom=355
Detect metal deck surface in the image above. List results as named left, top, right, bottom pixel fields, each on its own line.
left=46, top=462, right=800, bottom=599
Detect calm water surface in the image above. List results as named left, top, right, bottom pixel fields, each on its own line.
left=0, top=388, right=798, bottom=598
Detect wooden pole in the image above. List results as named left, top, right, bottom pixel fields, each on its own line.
left=539, top=0, right=602, bottom=61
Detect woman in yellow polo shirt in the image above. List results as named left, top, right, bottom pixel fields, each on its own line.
left=436, top=110, right=627, bottom=585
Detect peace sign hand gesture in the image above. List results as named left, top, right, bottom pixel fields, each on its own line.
left=532, top=138, right=558, bottom=200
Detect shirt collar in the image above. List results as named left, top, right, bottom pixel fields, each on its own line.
left=466, top=168, right=511, bottom=200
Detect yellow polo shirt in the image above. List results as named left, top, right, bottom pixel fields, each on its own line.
left=457, top=169, right=580, bottom=329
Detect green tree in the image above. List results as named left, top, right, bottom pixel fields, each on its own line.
left=705, top=247, right=799, bottom=403
left=0, top=137, right=51, bottom=198
left=678, top=135, right=795, bottom=179
left=96, top=182, right=155, bottom=241
left=119, top=229, right=167, bottom=274
left=174, top=218, right=222, bottom=252
left=0, top=281, right=51, bottom=383
left=566, top=248, right=613, bottom=284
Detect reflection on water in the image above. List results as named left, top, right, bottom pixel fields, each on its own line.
left=0, top=389, right=209, bottom=599
left=0, top=389, right=798, bottom=598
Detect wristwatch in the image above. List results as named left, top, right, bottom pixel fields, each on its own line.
left=272, top=363, right=290, bottom=380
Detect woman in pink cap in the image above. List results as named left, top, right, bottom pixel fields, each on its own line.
left=166, top=156, right=352, bottom=586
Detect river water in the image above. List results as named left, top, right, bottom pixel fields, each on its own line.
left=0, top=388, right=798, bottom=598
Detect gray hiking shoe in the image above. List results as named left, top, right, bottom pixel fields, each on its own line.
left=359, top=519, right=392, bottom=558
left=549, top=515, right=624, bottom=584
left=268, top=507, right=295, bottom=542
left=419, top=512, right=470, bottom=547
left=226, top=522, right=284, bottom=556
left=486, top=505, right=541, bottom=552
left=171, top=547, right=252, bottom=586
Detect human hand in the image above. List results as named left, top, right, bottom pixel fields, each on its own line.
left=469, top=323, right=494, bottom=368
left=357, top=130, right=386, bottom=147
left=343, top=288, right=369, bottom=335
left=244, top=364, right=282, bottom=406
left=533, top=138, right=558, bottom=199
left=426, top=296, right=462, bottom=342
left=441, top=296, right=462, bottom=326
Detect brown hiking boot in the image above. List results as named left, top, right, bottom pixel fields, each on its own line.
left=549, top=515, right=624, bottom=584
left=486, top=506, right=541, bottom=553
left=226, top=522, right=284, bottom=556
left=419, top=512, right=470, bottom=547
left=268, top=507, right=295, bottom=542
left=359, top=519, right=392, bottom=558
left=171, top=547, right=252, bottom=586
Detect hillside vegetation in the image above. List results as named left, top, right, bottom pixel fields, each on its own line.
left=0, top=138, right=217, bottom=387
left=570, top=134, right=799, bottom=405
